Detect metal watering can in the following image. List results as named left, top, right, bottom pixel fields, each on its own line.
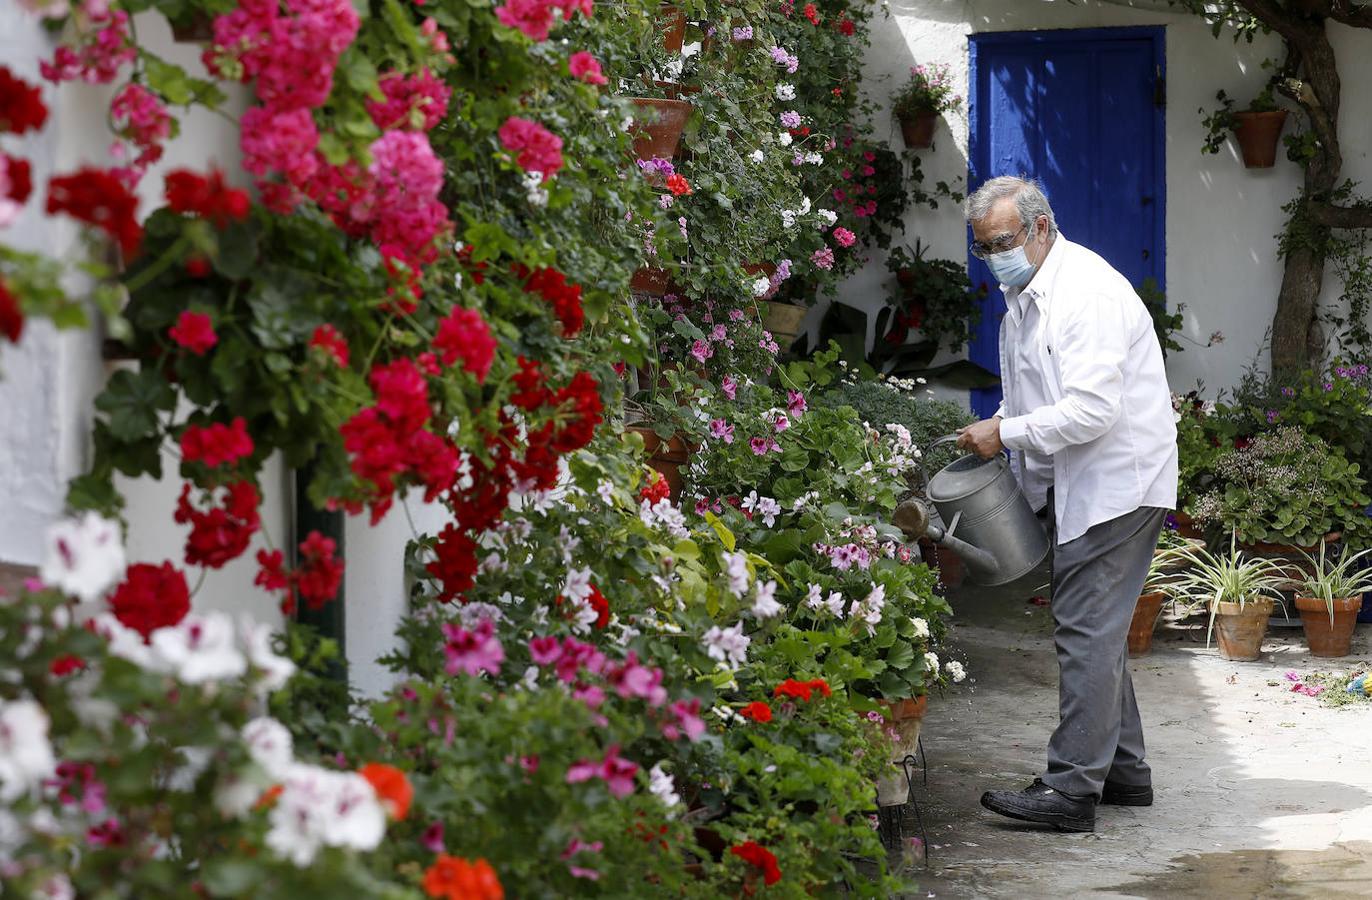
left=894, top=435, right=1050, bottom=586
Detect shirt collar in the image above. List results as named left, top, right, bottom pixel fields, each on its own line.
left=1019, top=231, right=1066, bottom=304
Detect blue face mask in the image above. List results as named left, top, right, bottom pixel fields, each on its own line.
left=986, top=244, right=1037, bottom=288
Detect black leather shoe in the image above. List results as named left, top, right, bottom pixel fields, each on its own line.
left=980, top=779, right=1096, bottom=833
left=1101, top=780, right=1153, bottom=806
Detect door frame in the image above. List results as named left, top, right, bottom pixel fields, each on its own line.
left=965, top=25, right=1167, bottom=418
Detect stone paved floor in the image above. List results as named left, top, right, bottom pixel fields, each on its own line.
left=890, top=564, right=1372, bottom=899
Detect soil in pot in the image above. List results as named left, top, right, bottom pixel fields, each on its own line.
left=628, top=98, right=694, bottom=161
left=897, top=109, right=938, bottom=150
left=1129, top=592, right=1166, bottom=657
left=1295, top=595, right=1362, bottom=658
left=1233, top=109, right=1288, bottom=168
left=1214, top=598, right=1274, bottom=661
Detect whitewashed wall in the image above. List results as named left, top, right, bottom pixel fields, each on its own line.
left=835, top=0, right=1372, bottom=402
left=0, top=11, right=429, bottom=696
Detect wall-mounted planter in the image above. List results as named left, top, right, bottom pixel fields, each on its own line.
left=658, top=4, right=687, bottom=53
left=628, top=97, right=694, bottom=161
left=626, top=426, right=693, bottom=497
left=897, top=109, right=938, bottom=150
left=1233, top=109, right=1288, bottom=168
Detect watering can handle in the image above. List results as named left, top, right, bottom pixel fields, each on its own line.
left=917, top=433, right=964, bottom=498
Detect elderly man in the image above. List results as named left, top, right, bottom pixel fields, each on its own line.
left=955, top=176, right=1177, bottom=833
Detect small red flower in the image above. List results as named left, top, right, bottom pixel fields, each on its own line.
left=568, top=51, right=608, bottom=86
left=180, top=417, right=253, bottom=468
left=107, top=561, right=191, bottom=639
left=434, top=306, right=497, bottom=382
left=174, top=481, right=260, bottom=569
left=0, top=66, right=48, bottom=135
left=639, top=473, right=671, bottom=504
left=46, top=167, right=142, bottom=257
left=360, top=762, right=413, bottom=821
left=665, top=174, right=693, bottom=196
left=296, top=530, right=344, bottom=611
left=164, top=168, right=250, bottom=226
left=309, top=324, right=350, bottom=367
left=522, top=266, right=584, bottom=336
left=50, top=654, right=86, bottom=677
left=0, top=279, right=22, bottom=345
left=168, top=311, right=217, bottom=355
left=773, top=678, right=832, bottom=702
left=730, top=840, right=782, bottom=885
left=739, top=701, right=773, bottom=722
left=586, top=584, right=610, bottom=629
left=184, top=256, right=211, bottom=278
left=803, top=2, right=820, bottom=24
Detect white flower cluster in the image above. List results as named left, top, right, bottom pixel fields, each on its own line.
left=780, top=195, right=812, bottom=229
left=0, top=699, right=57, bottom=803
left=741, top=491, right=782, bottom=528
left=883, top=423, right=922, bottom=476
left=40, top=512, right=125, bottom=603
left=775, top=83, right=796, bottom=101
left=704, top=621, right=750, bottom=670
left=750, top=580, right=782, bottom=619
left=804, top=583, right=845, bottom=617
left=221, top=717, right=387, bottom=866
left=848, top=583, right=887, bottom=634
left=945, top=660, right=967, bottom=682
left=640, top=497, right=689, bottom=539
left=93, top=612, right=295, bottom=693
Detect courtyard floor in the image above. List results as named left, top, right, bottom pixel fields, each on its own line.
left=897, top=564, right=1372, bottom=899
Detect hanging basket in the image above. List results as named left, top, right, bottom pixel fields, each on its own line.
left=1232, top=110, right=1288, bottom=169
left=897, top=109, right=939, bottom=150
left=627, top=97, right=694, bottom=161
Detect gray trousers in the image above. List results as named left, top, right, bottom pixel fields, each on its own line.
left=1041, top=494, right=1167, bottom=799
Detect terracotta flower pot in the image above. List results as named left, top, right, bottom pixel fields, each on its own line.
left=934, top=543, right=965, bottom=589
left=1129, top=592, right=1167, bottom=657
left=895, top=267, right=918, bottom=292
left=897, top=109, right=939, bottom=150
left=1213, top=598, right=1274, bottom=661
left=1233, top=109, right=1288, bottom=169
left=657, top=4, right=687, bottom=53
left=627, top=426, right=692, bottom=497
left=629, top=266, right=674, bottom=295
left=628, top=97, right=694, bottom=161
left=876, top=695, right=928, bottom=807
left=1171, top=510, right=1204, bottom=539
left=1295, top=595, right=1362, bottom=658
left=742, top=261, right=776, bottom=279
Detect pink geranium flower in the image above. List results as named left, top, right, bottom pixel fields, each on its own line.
left=568, top=51, right=607, bottom=85
left=710, top=419, right=735, bottom=443
left=498, top=116, right=564, bottom=181
left=441, top=619, right=504, bottom=677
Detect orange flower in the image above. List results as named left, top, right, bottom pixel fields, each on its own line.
left=423, top=855, right=504, bottom=900
left=253, top=784, right=284, bottom=811
left=360, top=762, right=413, bottom=821
left=773, top=678, right=832, bottom=702
left=665, top=174, right=693, bottom=196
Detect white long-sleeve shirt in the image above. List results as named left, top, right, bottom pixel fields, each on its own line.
left=994, top=233, right=1177, bottom=545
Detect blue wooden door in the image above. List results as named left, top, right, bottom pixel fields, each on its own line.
left=966, top=27, right=1165, bottom=419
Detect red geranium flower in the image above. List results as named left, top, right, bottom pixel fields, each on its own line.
left=434, top=306, right=497, bottom=382
left=730, top=840, right=782, bottom=885
left=174, top=481, right=260, bottom=569
left=423, top=854, right=504, bottom=900
left=295, top=530, right=343, bottom=611
left=107, top=561, right=191, bottom=639
left=360, top=763, right=413, bottom=821
left=0, top=66, right=48, bottom=135
left=0, top=279, right=22, bottom=345
left=586, top=584, right=610, bottom=629
left=739, top=701, right=773, bottom=723
left=168, top=311, right=217, bottom=355
left=803, top=2, right=820, bottom=24
left=309, top=324, right=350, bottom=367
left=164, top=168, right=250, bottom=226
left=639, top=472, right=671, bottom=504
left=665, top=174, right=693, bottom=196
left=180, top=417, right=254, bottom=469
left=46, top=167, right=142, bottom=257
left=773, top=678, right=833, bottom=702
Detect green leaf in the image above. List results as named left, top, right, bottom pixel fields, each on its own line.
left=885, top=640, right=915, bottom=670
left=95, top=368, right=175, bottom=442
left=201, top=859, right=265, bottom=896
left=213, top=218, right=260, bottom=280
left=703, top=511, right=736, bottom=551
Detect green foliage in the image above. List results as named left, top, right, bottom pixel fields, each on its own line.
left=880, top=241, right=983, bottom=356
left=814, top=372, right=975, bottom=477
left=890, top=62, right=961, bottom=119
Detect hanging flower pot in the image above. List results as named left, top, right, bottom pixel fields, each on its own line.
left=1232, top=109, right=1288, bottom=168
left=630, top=265, right=675, bottom=295
left=897, top=109, right=939, bottom=150
left=657, top=4, right=687, bottom=53
left=627, top=98, right=694, bottom=161
left=626, top=426, right=693, bottom=497
left=742, top=262, right=776, bottom=279
left=1294, top=595, right=1362, bottom=658
left=1213, top=598, right=1274, bottom=661
left=895, top=267, right=918, bottom=292
left=1128, top=591, right=1166, bottom=657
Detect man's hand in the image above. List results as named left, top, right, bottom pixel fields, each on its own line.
left=956, top=417, right=1004, bottom=460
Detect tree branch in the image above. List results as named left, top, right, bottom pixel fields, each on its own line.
left=1277, top=73, right=1340, bottom=154
left=1309, top=202, right=1372, bottom=229
left=1323, top=1, right=1372, bottom=28
left=1235, top=0, right=1310, bottom=42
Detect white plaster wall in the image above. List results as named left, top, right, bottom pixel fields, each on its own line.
left=837, top=0, right=1372, bottom=402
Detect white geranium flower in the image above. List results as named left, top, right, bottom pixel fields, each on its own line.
left=0, top=699, right=57, bottom=802
left=778, top=132, right=793, bottom=147
left=824, top=591, right=845, bottom=617
left=911, top=616, right=930, bottom=638
left=241, top=618, right=296, bottom=694
left=752, top=276, right=771, bottom=297
left=563, top=566, right=594, bottom=603
left=818, top=208, right=837, bottom=226
left=266, top=765, right=386, bottom=866
left=805, top=583, right=824, bottom=609
left=151, top=613, right=247, bottom=684
left=89, top=613, right=161, bottom=671
left=775, top=83, right=796, bottom=100
left=923, top=651, right=940, bottom=673
left=242, top=717, right=294, bottom=780
left=751, top=580, right=782, bottom=619
left=32, top=874, right=74, bottom=900
left=40, top=512, right=125, bottom=603
left=945, top=660, right=966, bottom=683
left=750, top=149, right=765, bottom=162
left=704, top=621, right=750, bottom=670
left=648, top=762, right=681, bottom=809
left=723, top=551, right=750, bottom=598
left=522, top=170, right=548, bottom=207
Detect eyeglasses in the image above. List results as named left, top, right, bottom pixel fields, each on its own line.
left=970, top=224, right=1027, bottom=260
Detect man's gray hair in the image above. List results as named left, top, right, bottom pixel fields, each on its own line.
left=964, top=175, right=1059, bottom=239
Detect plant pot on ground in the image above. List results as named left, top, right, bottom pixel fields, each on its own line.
left=1289, top=545, right=1372, bottom=658
left=1165, top=534, right=1290, bottom=662
left=1130, top=552, right=1179, bottom=657
left=762, top=300, right=806, bottom=350
left=875, top=695, right=927, bottom=808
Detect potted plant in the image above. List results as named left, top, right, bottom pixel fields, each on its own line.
left=1167, top=534, right=1291, bottom=661
left=1130, top=552, right=1179, bottom=657
left=890, top=63, right=962, bottom=150
left=1290, top=543, right=1372, bottom=658
left=1201, top=86, right=1288, bottom=168
left=879, top=241, right=983, bottom=358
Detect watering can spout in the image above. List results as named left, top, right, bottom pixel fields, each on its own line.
left=923, top=521, right=999, bottom=577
